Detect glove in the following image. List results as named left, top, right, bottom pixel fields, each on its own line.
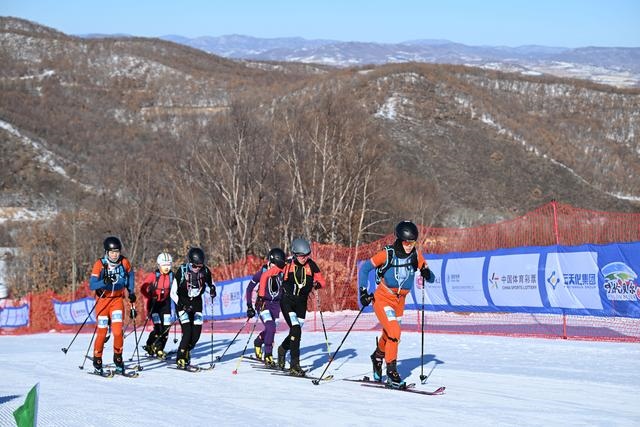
left=246, top=305, right=256, bottom=319
left=95, top=288, right=106, bottom=297
left=184, top=305, right=193, bottom=314
left=103, top=275, right=114, bottom=286
left=209, top=285, right=217, bottom=299
left=359, top=287, right=373, bottom=307
left=255, top=296, right=265, bottom=312
left=421, top=267, right=435, bottom=283
left=128, top=293, right=137, bottom=303
left=313, top=282, right=322, bottom=290
left=129, top=307, right=137, bottom=319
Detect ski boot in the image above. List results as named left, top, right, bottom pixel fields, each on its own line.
left=155, top=349, right=167, bottom=360
left=277, top=345, right=287, bottom=369
left=264, top=353, right=276, bottom=368
left=385, top=360, right=405, bottom=389
left=176, top=348, right=189, bottom=369
left=114, top=353, right=125, bottom=374
left=92, top=356, right=103, bottom=373
left=254, top=338, right=263, bottom=360
left=143, top=344, right=156, bottom=357
left=289, top=359, right=306, bottom=377
left=370, top=348, right=384, bottom=382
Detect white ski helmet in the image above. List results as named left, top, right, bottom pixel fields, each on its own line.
left=156, top=252, right=173, bottom=267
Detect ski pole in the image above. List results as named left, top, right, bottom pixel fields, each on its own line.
left=315, top=289, right=331, bottom=356
left=129, top=304, right=142, bottom=370
left=312, top=304, right=366, bottom=385
left=420, top=276, right=427, bottom=383
left=61, top=299, right=97, bottom=354
left=209, top=295, right=215, bottom=369
left=78, top=325, right=98, bottom=370
left=231, top=314, right=260, bottom=374
left=173, top=321, right=178, bottom=344
left=149, top=317, right=178, bottom=350
left=215, top=317, right=251, bottom=362
left=128, top=315, right=149, bottom=361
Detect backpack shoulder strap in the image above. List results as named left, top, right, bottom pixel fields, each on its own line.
left=375, top=245, right=395, bottom=283
left=180, top=264, right=188, bottom=284
left=100, top=258, right=108, bottom=278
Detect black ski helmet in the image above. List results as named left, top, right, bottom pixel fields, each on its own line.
left=395, top=221, right=419, bottom=241
left=267, top=247, right=286, bottom=268
left=187, top=247, right=205, bottom=265
left=103, top=236, right=122, bottom=252
left=291, top=238, right=311, bottom=256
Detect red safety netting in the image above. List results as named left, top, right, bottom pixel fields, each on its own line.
left=2, top=201, right=639, bottom=342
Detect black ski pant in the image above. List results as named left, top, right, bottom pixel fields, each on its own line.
left=177, top=304, right=204, bottom=362
left=279, top=294, right=309, bottom=367
left=145, top=298, right=172, bottom=351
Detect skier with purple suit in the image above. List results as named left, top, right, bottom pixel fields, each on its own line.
left=246, top=248, right=287, bottom=367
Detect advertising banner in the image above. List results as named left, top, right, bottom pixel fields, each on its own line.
left=359, top=242, right=640, bottom=318
left=0, top=304, right=29, bottom=327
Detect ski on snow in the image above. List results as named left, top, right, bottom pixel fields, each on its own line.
left=344, top=376, right=445, bottom=395
left=88, top=369, right=115, bottom=379
left=167, top=363, right=215, bottom=373
left=88, top=368, right=139, bottom=378
left=360, top=382, right=445, bottom=395
left=83, top=356, right=140, bottom=378
left=248, top=360, right=333, bottom=382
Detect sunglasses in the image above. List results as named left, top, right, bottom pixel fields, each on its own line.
left=402, top=240, right=416, bottom=245
left=294, top=253, right=310, bottom=258
left=191, top=263, right=203, bottom=270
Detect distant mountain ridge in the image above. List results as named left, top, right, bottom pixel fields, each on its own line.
left=158, top=34, right=640, bottom=88
left=2, top=16, right=639, bottom=234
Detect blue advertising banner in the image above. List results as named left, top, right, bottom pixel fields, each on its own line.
left=54, top=275, right=256, bottom=325
left=359, top=242, right=640, bottom=318
left=203, top=275, right=253, bottom=320
left=53, top=297, right=96, bottom=325
left=0, top=304, right=29, bottom=327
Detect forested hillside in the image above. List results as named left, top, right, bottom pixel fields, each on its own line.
left=1, top=17, right=638, bottom=295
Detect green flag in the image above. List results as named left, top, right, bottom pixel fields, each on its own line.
left=13, top=383, right=39, bottom=427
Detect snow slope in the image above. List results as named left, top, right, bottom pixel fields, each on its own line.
left=0, top=329, right=638, bottom=426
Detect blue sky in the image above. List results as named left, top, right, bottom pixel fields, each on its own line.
left=2, top=0, right=639, bottom=47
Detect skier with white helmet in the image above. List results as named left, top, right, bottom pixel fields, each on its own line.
left=140, top=251, right=174, bottom=359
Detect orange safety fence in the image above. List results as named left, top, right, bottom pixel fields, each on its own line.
left=2, top=201, right=640, bottom=342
